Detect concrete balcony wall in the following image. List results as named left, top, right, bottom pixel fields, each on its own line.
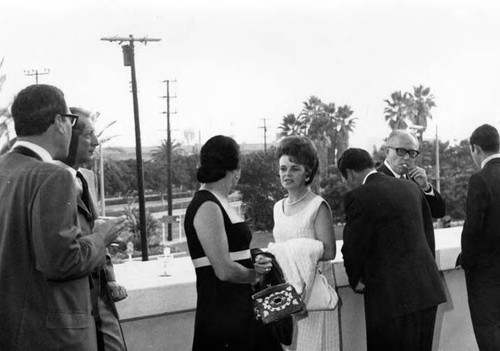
left=114, top=227, right=479, bottom=351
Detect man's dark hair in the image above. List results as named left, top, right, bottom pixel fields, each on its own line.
left=11, top=84, right=67, bottom=137
left=470, top=124, right=500, bottom=153
left=337, top=148, right=374, bottom=178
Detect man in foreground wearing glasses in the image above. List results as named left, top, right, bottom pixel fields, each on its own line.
left=0, top=84, right=126, bottom=351
left=378, top=129, right=446, bottom=219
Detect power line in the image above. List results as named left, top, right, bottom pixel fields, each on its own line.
left=24, top=68, right=50, bottom=84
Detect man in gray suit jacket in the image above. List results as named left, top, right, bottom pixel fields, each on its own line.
left=60, top=106, right=128, bottom=351
left=0, top=84, right=125, bottom=351
left=339, top=148, right=446, bottom=351
left=461, top=124, right=500, bottom=350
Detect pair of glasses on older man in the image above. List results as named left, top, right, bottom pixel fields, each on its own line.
left=58, top=113, right=79, bottom=127
left=388, top=146, right=420, bottom=159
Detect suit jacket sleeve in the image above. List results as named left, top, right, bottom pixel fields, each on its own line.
left=461, top=173, right=488, bottom=271
left=425, top=188, right=446, bottom=219
left=341, top=191, right=373, bottom=289
left=32, top=169, right=106, bottom=281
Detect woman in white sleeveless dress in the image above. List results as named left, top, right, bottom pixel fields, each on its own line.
left=273, top=136, right=340, bottom=351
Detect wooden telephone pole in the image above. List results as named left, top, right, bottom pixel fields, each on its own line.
left=160, top=80, right=176, bottom=241
left=101, top=34, right=161, bottom=261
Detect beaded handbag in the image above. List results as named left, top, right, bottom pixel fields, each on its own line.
left=252, top=282, right=305, bottom=324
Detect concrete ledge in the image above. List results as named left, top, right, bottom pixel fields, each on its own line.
left=115, top=256, right=197, bottom=320
left=114, top=227, right=478, bottom=351
left=115, top=227, right=463, bottom=320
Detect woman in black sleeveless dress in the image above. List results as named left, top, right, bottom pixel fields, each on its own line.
left=184, top=135, right=282, bottom=351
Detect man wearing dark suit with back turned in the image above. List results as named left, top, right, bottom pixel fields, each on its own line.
left=0, top=84, right=126, bottom=351
left=339, top=148, right=446, bottom=351
left=460, top=124, right=500, bottom=350
left=378, top=129, right=446, bottom=219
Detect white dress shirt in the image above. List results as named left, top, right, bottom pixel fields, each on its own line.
left=11, top=141, right=53, bottom=162
left=481, top=153, right=500, bottom=169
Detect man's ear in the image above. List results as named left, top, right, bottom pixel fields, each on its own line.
left=346, top=169, right=354, bottom=180
left=471, top=144, right=483, bottom=155
left=53, top=115, right=66, bottom=134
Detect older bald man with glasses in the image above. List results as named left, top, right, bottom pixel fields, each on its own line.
left=378, top=129, right=446, bottom=219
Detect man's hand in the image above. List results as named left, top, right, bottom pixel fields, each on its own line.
left=407, top=166, right=430, bottom=191
left=354, top=281, right=366, bottom=294
left=108, top=281, right=128, bottom=302
left=94, top=215, right=127, bottom=246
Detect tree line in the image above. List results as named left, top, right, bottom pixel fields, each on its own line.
left=0, top=79, right=477, bottom=235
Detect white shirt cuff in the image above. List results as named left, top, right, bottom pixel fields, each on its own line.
left=424, top=185, right=435, bottom=196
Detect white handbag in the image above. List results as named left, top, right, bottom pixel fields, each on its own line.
left=305, top=268, right=339, bottom=311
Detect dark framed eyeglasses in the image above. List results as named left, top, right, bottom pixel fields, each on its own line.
left=388, top=146, right=420, bottom=159
left=58, top=113, right=79, bottom=127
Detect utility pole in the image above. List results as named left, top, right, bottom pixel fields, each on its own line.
left=24, top=68, right=50, bottom=84
left=435, top=125, right=440, bottom=193
left=101, top=34, right=161, bottom=261
left=160, top=80, right=176, bottom=241
left=435, top=124, right=442, bottom=228
left=99, top=145, right=106, bottom=216
left=259, top=118, right=268, bottom=153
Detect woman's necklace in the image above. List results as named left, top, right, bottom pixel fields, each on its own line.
left=287, top=190, right=311, bottom=206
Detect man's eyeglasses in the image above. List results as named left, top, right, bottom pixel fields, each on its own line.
left=388, top=146, right=420, bottom=159
left=58, top=113, right=79, bottom=127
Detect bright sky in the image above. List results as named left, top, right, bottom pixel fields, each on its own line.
left=1, top=0, right=500, bottom=150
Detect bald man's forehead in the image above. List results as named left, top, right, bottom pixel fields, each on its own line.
left=388, top=133, right=419, bottom=149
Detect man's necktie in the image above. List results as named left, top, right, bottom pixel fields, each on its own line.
left=76, top=171, right=92, bottom=214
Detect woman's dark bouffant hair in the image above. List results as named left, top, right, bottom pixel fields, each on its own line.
left=276, top=135, right=319, bottom=185
left=197, top=135, right=240, bottom=183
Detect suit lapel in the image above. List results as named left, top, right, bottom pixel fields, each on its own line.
left=377, top=163, right=394, bottom=177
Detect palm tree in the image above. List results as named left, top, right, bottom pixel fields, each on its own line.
left=278, top=113, right=307, bottom=137
left=384, top=91, right=415, bottom=130
left=0, top=57, right=14, bottom=155
left=149, top=139, right=182, bottom=207
left=150, top=139, right=182, bottom=163
left=300, top=97, right=331, bottom=182
left=384, top=86, right=436, bottom=141
left=332, top=105, right=356, bottom=163
left=411, top=85, right=436, bottom=140
left=89, top=111, right=123, bottom=215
